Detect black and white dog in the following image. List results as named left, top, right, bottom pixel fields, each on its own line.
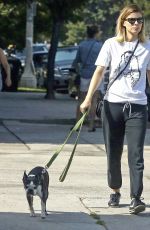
left=22, top=166, right=49, bottom=218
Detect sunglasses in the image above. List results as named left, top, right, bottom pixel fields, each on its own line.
left=124, top=17, right=144, bottom=25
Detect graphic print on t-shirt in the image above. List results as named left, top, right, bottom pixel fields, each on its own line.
left=115, top=51, right=141, bottom=88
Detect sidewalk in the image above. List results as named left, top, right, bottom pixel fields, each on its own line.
left=0, top=92, right=150, bottom=230
left=0, top=92, right=76, bottom=123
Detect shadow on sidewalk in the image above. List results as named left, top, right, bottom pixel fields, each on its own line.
left=0, top=211, right=100, bottom=230
left=0, top=122, right=105, bottom=145
left=97, top=211, right=150, bottom=230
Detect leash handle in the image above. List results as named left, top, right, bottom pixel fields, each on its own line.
left=45, top=111, right=87, bottom=170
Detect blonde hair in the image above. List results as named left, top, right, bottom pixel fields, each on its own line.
left=116, top=4, right=146, bottom=43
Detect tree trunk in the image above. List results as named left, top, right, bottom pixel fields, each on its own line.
left=45, top=20, right=62, bottom=99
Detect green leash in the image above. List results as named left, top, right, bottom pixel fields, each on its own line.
left=45, top=111, right=87, bottom=182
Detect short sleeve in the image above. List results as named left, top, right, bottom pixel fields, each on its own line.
left=95, top=39, right=111, bottom=67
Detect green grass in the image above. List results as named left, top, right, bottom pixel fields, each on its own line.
left=18, top=87, right=46, bottom=93
left=90, top=212, right=106, bottom=227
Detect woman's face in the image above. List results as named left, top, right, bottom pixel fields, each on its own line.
left=123, top=12, right=143, bottom=38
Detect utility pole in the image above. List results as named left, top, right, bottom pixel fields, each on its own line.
left=19, top=0, right=37, bottom=88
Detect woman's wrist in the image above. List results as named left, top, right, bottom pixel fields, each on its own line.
left=85, top=94, right=93, bottom=102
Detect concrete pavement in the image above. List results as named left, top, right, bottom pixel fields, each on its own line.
left=0, top=92, right=150, bottom=230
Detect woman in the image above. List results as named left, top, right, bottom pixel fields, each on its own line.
left=80, top=4, right=150, bottom=214
left=0, top=48, right=11, bottom=90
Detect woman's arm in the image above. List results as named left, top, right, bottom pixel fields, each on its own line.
left=0, top=48, right=11, bottom=87
left=80, top=65, right=105, bottom=113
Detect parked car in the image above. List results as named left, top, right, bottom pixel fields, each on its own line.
left=53, top=46, right=78, bottom=93
left=32, top=43, right=48, bottom=53
left=13, top=45, right=78, bottom=93
left=31, top=46, right=78, bottom=91
left=14, top=43, right=49, bottom=68
left=14, top=51, right=26, bottom=68
left=33, top=51, right=48, bottom=88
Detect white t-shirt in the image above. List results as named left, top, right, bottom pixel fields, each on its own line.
left=95, top=37, right=150, bottom=105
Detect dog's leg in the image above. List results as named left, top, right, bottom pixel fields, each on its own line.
left=40, top=173, right=49, bottom=218
left=45, top=191, right=49, bottom=215
left=43, top=189, right=48, bottom=216
left=27, top=194, right=35, bottom=217
left=41, top=198, right=46, bottom=219
left=45, top=202, right=48, bottom=216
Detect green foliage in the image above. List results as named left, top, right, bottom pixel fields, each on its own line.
left=0, top=1, right=51, bottom=48
left=43, top=0, right=88, bottom=98
left=63, top=21, right=86, bottom=45
left=63, top=0, right=121, bottom=43
left=64, top=0, right=150, bottom=44
left=0, top=2, right=26, bottom=49
left=0, top=0, right=149, bottom=48
left=34, top=3, right=51, bottom=43
left=44, top=0, right=87, bottom=21
left=0, top=0, right=149, bottom=98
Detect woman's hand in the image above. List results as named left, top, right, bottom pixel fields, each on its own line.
left=0, top=48, right=11, bottom=87
left=80, top=99, right=91, bottom=114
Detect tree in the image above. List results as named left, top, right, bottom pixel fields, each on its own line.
left=1, top=0, right=149, bottom=97
left=0, top=1, right=51, bottom=48
left=0, top=1, right=26, bottom=49
left=64, top=0, right=150, bottom=44
left=0, top=0, right=87, bottom=97
left=63, top=21, right=87, bottom=45
left=44, top=0, right=87, bottom=99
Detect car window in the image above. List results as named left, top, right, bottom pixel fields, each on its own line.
left=33, top=46, right=46, bottom=52
left=55, top=49, right=77, bottom=62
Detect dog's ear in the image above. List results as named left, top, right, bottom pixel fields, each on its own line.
left=23, top=170, right=28, bottom=177
left=22, top=170, right=28, bottom=184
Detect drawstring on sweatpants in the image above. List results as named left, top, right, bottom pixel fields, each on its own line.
left=123, top=102, right=132, bottom=117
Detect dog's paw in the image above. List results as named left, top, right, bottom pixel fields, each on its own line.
left=30, top=212, right=36, bottom=217
left=41, top=213, right=46, bottom=219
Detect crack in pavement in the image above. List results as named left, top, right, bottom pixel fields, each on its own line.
left=1, top=121, right=30, bottom=150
